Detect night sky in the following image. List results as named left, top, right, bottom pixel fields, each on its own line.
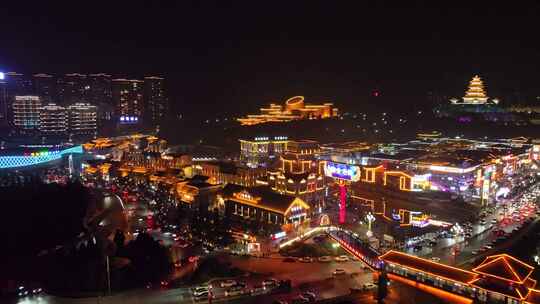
left=1, top=1, right=539, bottom=117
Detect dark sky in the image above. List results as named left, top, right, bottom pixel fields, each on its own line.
left=1, top=1, right=539, bottom=116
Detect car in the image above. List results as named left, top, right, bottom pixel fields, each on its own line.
left=193, top=290, right=210, bottom=300
left=192, top=286, right=209, bottom=297
left=335, top=255, right=349, bottom=262
left=318, top=256, right=332, bottom=262
left=430, top=257, right=441, bottom=262
left=225, top=287, right=245, bottom=297
left=262, top=279, right=278, bottom=287
left=299, top=257, right=313, bottom=263
left=250, top=285, right=267, bottom=295
left=220, top=280, right=237, bottom=288
left=290, top=297, right=310, bottom=304
left=363, top=282, right=377, bottom=290
left=302, top=291, right=317, bottom=301
left=333, top=268, right=346, bottom=276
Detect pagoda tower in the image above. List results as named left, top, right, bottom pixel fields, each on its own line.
left=462, top=75, right=489, bottom=104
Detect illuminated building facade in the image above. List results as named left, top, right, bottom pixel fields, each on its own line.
left=87, top=73, right=112, bottom=106
left=12, top=95, right=41, bottom=131
left=239, top=136, right=289, bottom=167
left=57, top=73, right=88, bottom=105
left=112, top=79, right=144, bottom=124
left=0, top=73, right=7, bottom=125
left=450, top=75, right=498, bottom=105
left=5, top=72, right=32, bottom=125
left=32, top=73, right=55, bottom=103
left=218, top=184, right=310, bottom=226
left=237, top=96, right=338, bottom=125
left=175, top=175, right=222, bottom=212
left=269, top=140, right=326, bottom=206
left=67, top=103, right=98, bottom=136
left=196, top=161, right=267, bottom=187
left=144, top=76, right=167, bottom=124
left=39, top=103, right=67, bottom=135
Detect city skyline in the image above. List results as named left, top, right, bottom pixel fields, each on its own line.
left=1, top=2, right=540, bottom=117
left=2, top=2, right=540, bottom=304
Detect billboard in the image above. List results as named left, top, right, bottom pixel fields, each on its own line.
left=324, top=161, right=361, bottom=182
left=119, top=115, right=139, bottom=124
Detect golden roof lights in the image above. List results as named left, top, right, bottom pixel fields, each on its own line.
left=238, top=96, right=338, bottom=125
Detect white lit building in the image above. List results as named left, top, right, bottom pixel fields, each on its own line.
left=12, top=95, right=41, bottom=130
left=39, top=103, right=67, bottom=135
left=68, top=102, right=97, bottom=136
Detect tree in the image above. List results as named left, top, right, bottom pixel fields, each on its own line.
left=113, top=229, right=126, bottom=254
left=122, top=233, right=172, bottom=286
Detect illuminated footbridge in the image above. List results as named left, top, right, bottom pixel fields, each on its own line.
left=328, top=227, right=540, bottom=304
left=0, top=145, right=83, bottom=169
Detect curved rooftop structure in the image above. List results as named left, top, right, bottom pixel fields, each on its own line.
left=238, top=96, right=338, bottom=126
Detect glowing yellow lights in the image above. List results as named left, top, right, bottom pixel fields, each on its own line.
left=237, top=96, right=338, bottom=125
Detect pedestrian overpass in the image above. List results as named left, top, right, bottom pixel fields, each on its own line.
left=327, top=227, right=540, bottom=304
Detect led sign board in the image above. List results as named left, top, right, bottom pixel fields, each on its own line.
left=324, top=161, right=361, bottom=182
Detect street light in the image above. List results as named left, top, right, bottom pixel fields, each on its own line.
left=365, top=212, right=375, bottom=237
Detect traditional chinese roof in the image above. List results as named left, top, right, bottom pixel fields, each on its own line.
left=379, top=250, right=478, bottom=284
left=221, top=184, right=308, bottom=214
left=524, top=288, right=540, bottom=304
left=472, top=254, right=534, bottom=284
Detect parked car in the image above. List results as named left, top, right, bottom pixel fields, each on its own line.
left=318, top=256, right=332, bottom=262
left=299, top=257, right=313, bottom=263
left=262, top=279, right=278, bottom=287
left=362, top=282, right=377, bottom=290
left=194, top=290, right=209, bottom=300
left=335, top=255, right=349, bottom=262
left=290, top=297, right=309, bottom=304
left=302, top=291, right=317, bottom=301
left=250, top=285, right=267, bottom=295
left=192, top=286, right=209, bottom=297
left=430, top=257, right=441, bottom=262
left=333, top=269, right=346, bottom=276
left=220, top=280, right=237, bottom=288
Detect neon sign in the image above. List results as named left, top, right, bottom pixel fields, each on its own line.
left=324, top=161, right=361, bottom=182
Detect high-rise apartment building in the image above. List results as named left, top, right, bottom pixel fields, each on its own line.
left=67, top=102, right=97, bottom=136
left=88, top=73, right=112, bottom=105
left=144, top=76, right=167, bottom=124
left=112, top=79, right=143, bottom=124
left=0, top=72, right=7, bottom=125
left=57, top=73, right=88, bottom=105
left=39, top=103, right=67, bottom=135
left=5, top=72, right=32, bottom=125
left=33, top=73, right=55, bottom=103
left=12, top=95, right=41, bottom=130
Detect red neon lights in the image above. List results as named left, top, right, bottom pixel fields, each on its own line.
left=339, top=183, right=346, bottom=224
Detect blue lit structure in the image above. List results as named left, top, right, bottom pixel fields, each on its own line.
left=324, top=161, right=361, bottom=182
left=0, top=145, right=83, bottom=169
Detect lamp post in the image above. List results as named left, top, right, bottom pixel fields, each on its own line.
left=366, top=212, right=375, bottom=238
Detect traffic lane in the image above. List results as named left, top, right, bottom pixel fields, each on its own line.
left=225, top=255, right=374, bottom=285
left=13, top=287, right=195, bottom=304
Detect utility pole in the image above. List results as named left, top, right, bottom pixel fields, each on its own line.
left=106, top=255, right=111, bottom=295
